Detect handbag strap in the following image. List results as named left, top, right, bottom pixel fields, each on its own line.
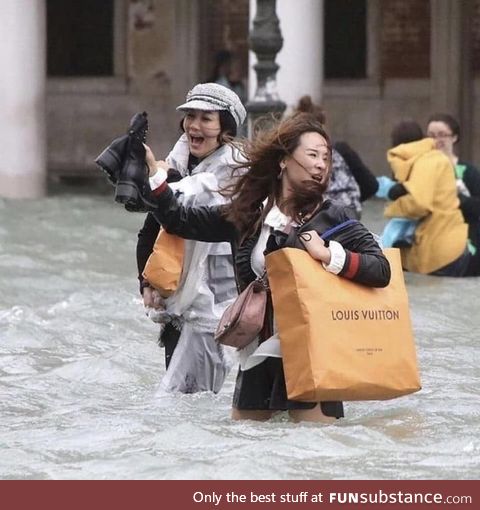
left=257, top=270, right=269, bottom=290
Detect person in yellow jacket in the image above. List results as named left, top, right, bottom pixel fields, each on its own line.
left=376, top=120, right=479, bottom=277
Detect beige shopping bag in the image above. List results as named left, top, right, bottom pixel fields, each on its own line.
left=265, top=247, right=421, bottom=401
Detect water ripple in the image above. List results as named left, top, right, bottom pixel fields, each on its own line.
left=1, top=196, right=479, bottom=479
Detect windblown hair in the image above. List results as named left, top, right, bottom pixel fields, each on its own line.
left=218, top=110, right=238, bottom=141
left=224, top=112, right=332, bottom=237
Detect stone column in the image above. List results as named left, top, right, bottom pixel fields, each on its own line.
left=430, top=0, right=473, bottom=157
left=248, top=0, right=324, bottom=113
left=276, top=0, right=324, bottom=109
left=0, top=0, right=46, bottom=198
left=173, top=0, right=200, bottom=104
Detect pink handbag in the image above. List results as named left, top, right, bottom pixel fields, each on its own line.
left=214, top=275, right=268, bottom=349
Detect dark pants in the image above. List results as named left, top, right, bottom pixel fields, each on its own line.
left=432, top=249, right=473, bottom=277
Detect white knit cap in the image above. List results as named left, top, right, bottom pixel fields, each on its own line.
left=176, top=82, right=247, bottom=127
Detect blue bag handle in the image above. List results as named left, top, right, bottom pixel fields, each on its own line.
left=320, top=219, right=359, bottom=241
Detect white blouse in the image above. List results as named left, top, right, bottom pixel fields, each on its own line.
left=250, top=204, right=347, bottom=277
left=240, top=204, right=347, bottom=371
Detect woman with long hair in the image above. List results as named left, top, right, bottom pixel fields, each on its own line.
left=143, top=112, right=391, bottom=422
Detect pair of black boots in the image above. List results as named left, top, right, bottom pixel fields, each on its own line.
left=95, top=112, right=155, bottom=212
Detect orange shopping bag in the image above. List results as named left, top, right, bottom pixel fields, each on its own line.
left=143, top=230, right=184, bottom=297
left=265, top=248, right=421, bottom=401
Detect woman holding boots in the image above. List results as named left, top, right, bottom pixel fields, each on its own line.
left=137, top=83, right=246, bottom=394
left=142, top=112, right=390, bottom=422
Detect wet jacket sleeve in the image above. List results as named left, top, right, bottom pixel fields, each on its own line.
left=388, top=183, right=408, bottom=200
left=136, top=213, right=160, bottom=293
left=150, top=186, right=237, bottom=243
left=290, top=205, right=391, bottom=288
left=334, top=223, right=391, bottom=288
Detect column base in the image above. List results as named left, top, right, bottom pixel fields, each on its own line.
left=0, top=173, right=46, bottom=199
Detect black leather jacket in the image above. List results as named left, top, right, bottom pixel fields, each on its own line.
left=150, top=187, right=391, bottom=292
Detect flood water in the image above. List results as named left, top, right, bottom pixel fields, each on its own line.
left=0, top=186, right=479, bottom=479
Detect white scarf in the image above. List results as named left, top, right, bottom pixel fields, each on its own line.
left=163, top=135, right=242, bottom=328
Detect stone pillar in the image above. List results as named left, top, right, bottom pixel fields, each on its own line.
left=430, top=0, right=473, bottom=157
left=249, top=0, right=324, bottom=112
left=276, top=0, right=324, bottom=110
left=0, top=0, right=46, bottom=198
left=173, top=0, right=200, bottom=104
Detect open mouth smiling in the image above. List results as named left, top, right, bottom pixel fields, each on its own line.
left=189, top=135, right=205, bottom=146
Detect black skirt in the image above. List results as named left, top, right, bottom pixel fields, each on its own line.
left=232, top=357, right=344, bottom=418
